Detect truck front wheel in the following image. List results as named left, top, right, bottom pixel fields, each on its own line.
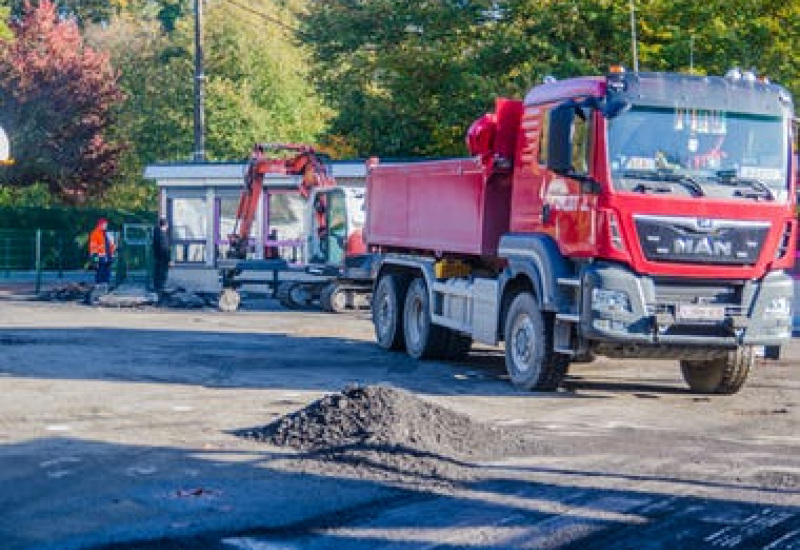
left=503, top=292, right=569, bottom=391
left=373, top=274, right=407, bottom=351
left=680, top=346, right=754, bottom=394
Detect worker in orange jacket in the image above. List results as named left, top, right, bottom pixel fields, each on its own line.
left=89, top=218, right=115, bottom=285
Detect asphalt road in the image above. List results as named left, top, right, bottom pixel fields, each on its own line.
left=0, top=299, right=797, bottom=550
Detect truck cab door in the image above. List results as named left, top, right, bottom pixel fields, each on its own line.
left=544, top=102, right=599, bottom=255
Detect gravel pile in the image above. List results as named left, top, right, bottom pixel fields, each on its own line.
left=240, top=385, right=533, bottom=462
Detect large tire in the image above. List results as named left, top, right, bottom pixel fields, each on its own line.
left=680, top=346, right=754, bottom=394
left=276, top=282, right=298, bottom=309
left=403, top=278, right=449, bottom=359
left=277, top=282, right=314, bottom=310
left=503, top=292, right=569, bottom=391
left=403, top=277, right=449, bottom=359
left=372, top=274, right=407, bottom=350
left=320, top=282, right=348, bottom=313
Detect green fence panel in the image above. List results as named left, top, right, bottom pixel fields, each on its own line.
left=0, top=223, right=158, bottom=292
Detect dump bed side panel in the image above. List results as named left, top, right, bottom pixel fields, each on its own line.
left=366, top=158, right=505, bottom=256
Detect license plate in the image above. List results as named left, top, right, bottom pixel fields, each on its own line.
left=676, top=304, right=725, bottom=322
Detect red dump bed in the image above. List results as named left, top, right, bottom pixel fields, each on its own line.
left=365, top=158, right=511, bottom=257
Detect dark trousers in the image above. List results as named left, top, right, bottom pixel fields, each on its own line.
left=95, top=259, right=111, bottom=284
left=154, top=261, right=169, bottom=291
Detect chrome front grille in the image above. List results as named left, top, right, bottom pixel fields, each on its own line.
left=634, top=214, right=770, bottom=265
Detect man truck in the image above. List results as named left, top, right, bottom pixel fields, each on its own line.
left=367, top=68, right=796, bottom=394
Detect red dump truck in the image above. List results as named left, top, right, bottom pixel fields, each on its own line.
left=366, top=68, right=797, bottom=394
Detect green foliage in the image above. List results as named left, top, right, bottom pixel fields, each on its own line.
left=300, top=0, right=500, bottom=157
left=2, top=0, right=798, bottom=213
left=87, top=16, right=193, bottom=166
left=0, top=6, right=10, bottom=40
left=0, top=204, right=155, bottom=231
left=0, top=0, right=172, bottom=27
left=200, top=4, right=328, bottom=155
left=92, top=180, right=158, bottom=211
left=92, top=1, right=325, bottom=171
left=300, top=0, right=800, bottom=157
left=0, top=181, right=57, bottom=207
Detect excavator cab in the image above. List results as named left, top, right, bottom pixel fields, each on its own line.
left=307, top=187, right=365, bottom=268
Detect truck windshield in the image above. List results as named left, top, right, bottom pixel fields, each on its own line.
left=607, top=106, right=788, bottom=200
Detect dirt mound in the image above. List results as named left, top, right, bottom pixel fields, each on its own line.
left=239, top=385, right=532, bottom=462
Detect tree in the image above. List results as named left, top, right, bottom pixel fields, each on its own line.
left=93, top=0, right=326, bottom=167
left=300, top=0, right=800, bottom=158
left=0, top=0, right=126, bottom=203
left=300, top=0, right=500, bottom=157
left=0, top=0, right=128, bottom=27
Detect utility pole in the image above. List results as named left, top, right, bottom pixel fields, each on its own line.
left=193, top=0, right=206, bottom=162
left=629, top=0, right=639, bottom=72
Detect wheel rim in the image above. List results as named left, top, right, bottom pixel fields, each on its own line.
left=219, top=289, right=239, bottom=311
left=406, top=293, right=424, bottom=349
left=376, top=286, right=394, bottom=339
left=332, top=290, right=347, bottom=311
left=510, top=313, right=535, bottom=374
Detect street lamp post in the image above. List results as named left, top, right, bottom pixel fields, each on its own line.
left=630, top=0, right=639, bottom=72
left=193, top=0, right=206, bottom=162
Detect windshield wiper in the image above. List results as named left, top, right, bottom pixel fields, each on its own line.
left=713, top=170, right=775, bottom=201
left=631, top=182, right=671, bottom=194
left=622, top=170, right=705, bottom=197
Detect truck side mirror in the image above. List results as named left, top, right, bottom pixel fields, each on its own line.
left=546, top=104, right=575, bottom=175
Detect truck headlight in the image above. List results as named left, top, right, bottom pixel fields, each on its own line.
left=764, top=297, right=791, bottom=318
left=592, top=288, right=632, bottom=313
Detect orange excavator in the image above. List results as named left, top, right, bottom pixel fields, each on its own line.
left=218, top=143, right=373, bottom=312
left=227, top=143, right=335, bottom=260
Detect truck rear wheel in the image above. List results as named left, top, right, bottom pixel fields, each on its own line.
left=403, top=278, right=449, bottom=359
left=503, top=292, right=568, bottom=391
left=680, top=346, right=754, bottom=394
left=373, top=274, right=407, bottom=350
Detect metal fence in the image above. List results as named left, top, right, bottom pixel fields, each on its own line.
left=0, top=225, right=155, bottom=292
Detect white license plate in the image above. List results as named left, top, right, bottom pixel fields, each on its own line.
left=676, top=304, right=726, bottom=322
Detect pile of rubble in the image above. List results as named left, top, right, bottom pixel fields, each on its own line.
left=239, top=385, right=536, bottom=461
left=238, top=385, right=541, bottom=486
left=37, top=282, right=209, bottom=309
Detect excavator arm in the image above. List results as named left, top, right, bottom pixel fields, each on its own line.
left=227, top=143, right=335, bottom=259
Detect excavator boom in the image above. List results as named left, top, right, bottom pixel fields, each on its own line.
left=228, top=143, right=335, bottom=259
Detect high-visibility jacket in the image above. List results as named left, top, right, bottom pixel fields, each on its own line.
left=89, top=227, right=115, bottom=259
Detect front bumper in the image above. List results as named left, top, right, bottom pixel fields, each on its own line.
left=579, top=263, right=794, bottom=348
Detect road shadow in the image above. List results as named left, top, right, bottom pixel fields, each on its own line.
left=0, top=434, right=786, bottom=550
left=0, top=322, right=753, bottom=397
left=0, top=325, right=528, bottom=398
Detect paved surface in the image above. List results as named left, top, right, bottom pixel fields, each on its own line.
left=0, top=299, right=797, bottom=549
